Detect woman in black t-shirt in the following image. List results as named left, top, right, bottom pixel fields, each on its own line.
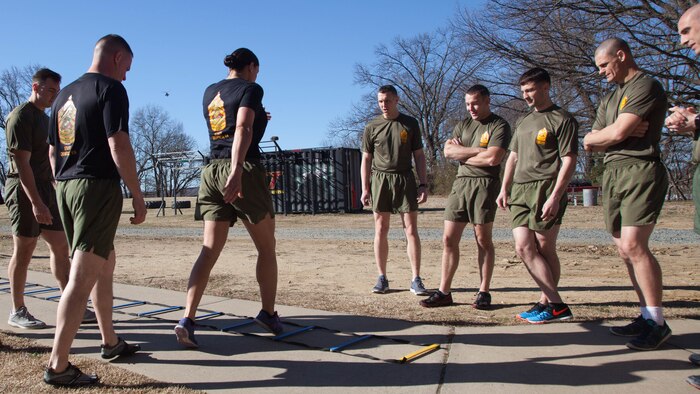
left=174, top=48, right=282, bottom=348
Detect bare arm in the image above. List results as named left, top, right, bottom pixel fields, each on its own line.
left=443, top=138, right=484, bottom=162
left=465, top=146, right=507, bottom=167
left=540, top=153, right=577, bottom=221
left=108, top=131, right=146, bottom=225
left=360, top=152, right=372, bottom=207
left=48, top=144, right=56, bottom=179
left=223, top=106, right=255, bottom=204
left=413, top=148, right=428, bottom=204
left=13, top=149, right=52, bottom=225
left=496, top=151, right=517, bottom=209
left=583, top=113, right=645, bottom=151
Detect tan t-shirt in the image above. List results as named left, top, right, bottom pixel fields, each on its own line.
left=362, top=113, right=423, bottom=173
left=591, top=72, right=667, bottom=164
left=510, top=105, right=579, bottom=183
left=452, top=113, right=511, bottom=178
left=5, top=102, right=53, bottom=182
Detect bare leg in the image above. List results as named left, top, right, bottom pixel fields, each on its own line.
left=91, top=250, right=117, bottom=346
left=473, top=222, right=495, bottom=293
left=242, top=214, right=278, bottom=314
left=48, top=250, right=107, bottom=372
left=41, top=229, right=71, bottom=291
left=619, top=224, right=662, bottom=307
left=512, top=226, right=563, bottom=304
left=182, top=220, right=229, bottom=319
left=612, top=231, right=646, bottom=307
left=373, top=212, right=391, bottom=276
left=439, top=220, right=467, bottom=293
left=9, top=235, right=38, bottom=311
left=401, top=211, right=421, bottom=279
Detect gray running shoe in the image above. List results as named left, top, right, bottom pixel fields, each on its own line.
left=82, top=309, right=97, bottom=324
left=8, top=306, right=46, bottom=329
left=410, top=276, right=428, bottom=295
left=372, top=275, right=389, bottom=294
left=690, top=353, right=700, bottom=366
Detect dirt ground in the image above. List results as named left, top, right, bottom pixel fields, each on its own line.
left=1, top=197, right=699, bottom=327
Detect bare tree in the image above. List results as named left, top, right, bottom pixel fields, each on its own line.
left=0, top=64, right=42, bottom=187
left=130, top=105, right=200, bottom=197
left=452, top=0, right=700, bottom=197
left=330, top=29, right=487, bottom=166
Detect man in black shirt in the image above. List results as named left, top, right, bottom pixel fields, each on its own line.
left=44, top=34, right=146, bottom=387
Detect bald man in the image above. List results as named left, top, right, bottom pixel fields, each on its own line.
left=43, top=34, right=146, bottom=386
left=665, top=4, right=700, bottom=389
left=584, top=37, right=670, bottom=351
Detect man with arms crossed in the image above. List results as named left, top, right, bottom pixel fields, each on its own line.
left=496, top=68, right=578, bottom=324
left=361, top=85, right=429, bottom=295
left=664, top=3, right=700, bottom=388
left=43, top=34, right=146, bottom=386
left=584, top=37, right=670, bottom=351
left=420, top=85, right=510, bottom=309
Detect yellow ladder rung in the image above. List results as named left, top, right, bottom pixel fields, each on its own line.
left=398, top=343, right=440, bottom=364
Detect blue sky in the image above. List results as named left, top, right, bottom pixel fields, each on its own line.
left=2, top=0, right=480, bottom=151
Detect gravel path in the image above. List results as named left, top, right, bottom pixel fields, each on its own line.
left=3, top=225, right=697, bottom=244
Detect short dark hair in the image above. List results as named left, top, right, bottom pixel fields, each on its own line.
left=96, top=34, right=133, bottom=56
left=466, top=84, right=490, bottom=98
left=32, top=68, right=61, bottom=84
left=596, top=37, right=632, bottom=57
left=519, top=67, right=551, bottom=86
left=378, top=85, right=398, bottom=96
left=224, top=48, right=259, bottom=71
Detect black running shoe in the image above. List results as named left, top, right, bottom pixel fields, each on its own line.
left=609, top=315, right=646, bottom=337
left=626, top=319, right=672, bottom=351
left=472, top=291, right=491, bottom=310
left=419, top=291, right=453, bottom=308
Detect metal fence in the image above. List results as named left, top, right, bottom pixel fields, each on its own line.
left=260, top=147, right=363, bottom=214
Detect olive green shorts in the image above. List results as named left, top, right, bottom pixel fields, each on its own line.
left=4, top=177, right=63, bottom=237
left=444, top=177, right=499, bottom=224
left=509, top=179, right=567, bottom=231
left=370, top=170, right=418, bottom=213
left=694, top=165, right=700, bottom=235
left=56, top=178, right=122, bottom=260
left=197, top=159, right=275, bottom=225
left=603, top=158, right=668, bottom=234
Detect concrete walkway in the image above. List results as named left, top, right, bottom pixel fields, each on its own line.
left=1, top=270, right=698, bottom=393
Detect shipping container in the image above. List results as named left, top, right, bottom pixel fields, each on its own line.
left=260, top=147, right=363, bottom=214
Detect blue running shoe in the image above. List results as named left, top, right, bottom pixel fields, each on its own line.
left=174, top=317, right=199, bottom=349
left=526, top=303, right=573, bottom=324
left=255, top=310, right=283, bottom=335
left=516, top=302, right=546, bottom=321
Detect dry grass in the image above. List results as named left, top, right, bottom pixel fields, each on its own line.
left=0, top=330, right=198, bottom=393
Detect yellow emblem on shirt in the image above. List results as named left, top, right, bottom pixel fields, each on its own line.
left=479, top=131, right=489, bottom=147
left=619, top=96, right=628, bottom=111
left=400, top=129, right=408, bottom=144
left=208, top=92, right=226, bottom=133
left=536, top=128, right=548, bottom=145
left=58, top=95, right=76, bottom=156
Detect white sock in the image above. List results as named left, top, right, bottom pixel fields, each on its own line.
left=641, top=307, right=651, bottom=320
left=646, top=307, right=664, bottom=326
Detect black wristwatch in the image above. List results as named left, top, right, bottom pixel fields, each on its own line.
left=418, top=184, right=427, bottom=188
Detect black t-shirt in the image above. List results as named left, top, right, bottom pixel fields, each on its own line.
left=203, top=78, right=267, bottom=162
left=48, top=73, right=129, bottom=180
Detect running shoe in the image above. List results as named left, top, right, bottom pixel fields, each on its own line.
left=255, top=309, right=283, bottom=335
left=526, top=303, right=573, bottom=324
left=609, top=314, right=646, bottom=337
left=626, top=319, right=672, bottom=351
left=100, top=337, right=141, bottom=359
left=516, top=302, right=546, bottom=321
left=472, top=291, right=491, bottom=310
left=687, top=375, right=700, bottom=390
left=372, top=275, right=389, bottom=294
left=174, top=317, right=199, bottom=349
left=44, top=363, right=99, bottom=386
left=690, top=353, right=700, bottom=367
left=419, top=291, right=453, bottom=308
left=8, top=306, right=46, bottom=329
left=410, top=276, right=428, bottom=295
left=82, top=309, right=97, bottom=324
